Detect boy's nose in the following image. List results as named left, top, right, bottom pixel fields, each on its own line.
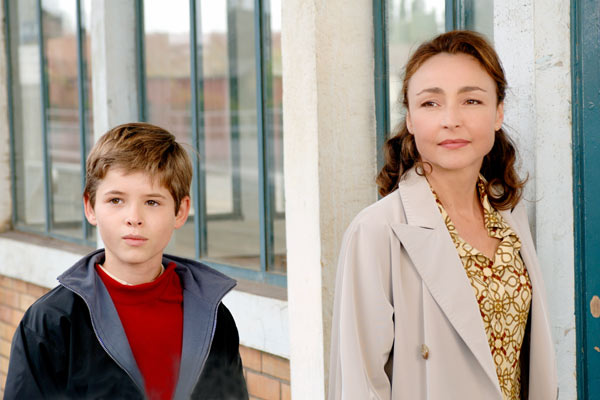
left=126, top=217, right=142, bottom=226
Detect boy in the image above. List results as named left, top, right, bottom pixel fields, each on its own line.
left=5, top=123, right=248, bottom=399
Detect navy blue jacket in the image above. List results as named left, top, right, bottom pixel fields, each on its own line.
left=4, top=249, right=248, bottom=399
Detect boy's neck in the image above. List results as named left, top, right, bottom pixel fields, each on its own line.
left=101, top=253, right=165, bottom=285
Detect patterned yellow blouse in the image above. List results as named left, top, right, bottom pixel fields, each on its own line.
left=433, top=179, right=532, bottom=400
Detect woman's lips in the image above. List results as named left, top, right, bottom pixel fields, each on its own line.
left=122, top=235, right=148, bottom=246
left=439, top=139, right=470, bottom=149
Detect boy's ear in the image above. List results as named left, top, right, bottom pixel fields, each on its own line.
left=174, top=196, right=191, bottom=229
left=83, top=194, right=98, bottom=226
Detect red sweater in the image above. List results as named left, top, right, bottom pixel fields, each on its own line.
left=97, top=263, right=183, bottom=400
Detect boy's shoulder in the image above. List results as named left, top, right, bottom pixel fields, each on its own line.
left=18, top=284, right=88, bottom=343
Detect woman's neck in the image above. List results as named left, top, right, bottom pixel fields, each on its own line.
left=426, top=167, right=481, bottom=218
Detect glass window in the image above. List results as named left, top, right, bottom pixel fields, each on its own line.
left=143, top=0, right=195, bottom=259
left=10, top=0, right=45, bottom=232
left=376, top=0, right=494, bottom=165
left=8, top=0, right=284, bottom=284
left=387, top=0, right=445, bottom=128
left=140, top=0, right=285, bottom=284
left=465, top=0, right=493, bottom=40
left=8, top=0, right=93, bottom=245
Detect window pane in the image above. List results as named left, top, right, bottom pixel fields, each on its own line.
left=143, top=0, right=195, bottom=259
left=10, top=0, right=45, bottom=231
left=387, top=0, right=445, bottom=128
left=201, top=0, right=261, bottom=271
left=42, top=0, right=85, bottom=239
left=265, top=0, right=285, bottom=274
left=82, top=0, right=95, bottom=240
left=467, top=0, right=493, bottom=40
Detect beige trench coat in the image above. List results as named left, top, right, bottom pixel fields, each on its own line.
left=328, top=169, right=557, bottom=400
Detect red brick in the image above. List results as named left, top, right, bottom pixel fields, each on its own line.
left=262, top=353, right=290, bottom=381
left=246, top=371, right=280, bottom=400
left=281, top=383, right=290, bottom=400
left=19, top=293, right=37, bottom=312
left=239, top=345, right=261, bottom=371
left=0, top=289, right=19, bottom=309
left=0, top=339, right=11, bottom=358
left=11, top=280, right=27, bottom=294
left=0, top=307, right=11, bottom=325
left=0, top=277, right=9, bottom=289
left=0, top=357, right=8, bottom=375
left=25, top=283, right=49, bottom=299
left=0, top=322, right=16, bottom=342
left=8, top=309, right=22, bottom=327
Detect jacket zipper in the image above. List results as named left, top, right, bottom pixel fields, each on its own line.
left=61, top=284, right=146, bottom=396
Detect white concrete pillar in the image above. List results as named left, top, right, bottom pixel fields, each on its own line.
left=0, top=1, right=12, bottom=233
left=531, top=1, right=575, bottom=398
left=91, top=0, right=139, bottom=143
left=282, top=1, right=377, bottom=397
left=494, top=0, right=575, bottom=397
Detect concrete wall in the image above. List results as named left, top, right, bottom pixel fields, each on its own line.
left=495, top=1, right=576, bottom=398
left=282, top=1, right=377, bottom=398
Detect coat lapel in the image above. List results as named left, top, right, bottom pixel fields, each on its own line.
left=389, top=169, right=501, bottom=394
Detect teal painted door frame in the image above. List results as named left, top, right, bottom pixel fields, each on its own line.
left=572, top=0, right=600, bottom=397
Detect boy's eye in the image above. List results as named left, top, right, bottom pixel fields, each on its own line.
left=465, top=99, right=482, bottom=105
left=146, top=200, right=159, bottom=206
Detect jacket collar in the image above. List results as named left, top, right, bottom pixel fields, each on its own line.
left=390, top=168, right=503, bottom=396
left=57, top=249, right=236, bottom=399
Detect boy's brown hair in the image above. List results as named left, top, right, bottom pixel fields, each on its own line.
left=84, top=122, right=193, bottom=214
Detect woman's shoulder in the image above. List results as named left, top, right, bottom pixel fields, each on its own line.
left=345, top=189, right=408, bottom=235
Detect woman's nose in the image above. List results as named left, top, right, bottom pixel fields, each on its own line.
left=441, top=104, right=461, bottom=129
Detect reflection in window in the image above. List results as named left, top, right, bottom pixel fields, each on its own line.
left=10, top=0, right=44, bottom=231
left=43, top=0, right=83, bottom=239
left=387, top=0, right=445, bottom=129
left=143, top=0, right=195, bottom=259
left=142, top=0, right=285, bottom=278
left=9, top=0, right=92, bottom=243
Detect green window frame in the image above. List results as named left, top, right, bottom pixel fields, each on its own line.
left=5, top=0, right=94, bottom=247
left=6, top=0, right=286, bottom=287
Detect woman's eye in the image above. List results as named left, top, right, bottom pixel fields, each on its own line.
left=109, top=198, right=122, bottom=205
left=421, top=101, right=438, bottom=107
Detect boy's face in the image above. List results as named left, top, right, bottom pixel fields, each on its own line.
left=84, top=168, right=190, bottom=272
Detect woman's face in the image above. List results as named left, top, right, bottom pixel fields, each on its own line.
left=406, top=52, right=503, bottom=175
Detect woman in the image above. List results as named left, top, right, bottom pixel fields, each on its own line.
left=328, top=31, right=557, bottom=400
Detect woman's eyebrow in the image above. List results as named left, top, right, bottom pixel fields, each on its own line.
left=415, top=87, right=443, bottom=96
left=458, top=85, right=487, bottom=93
left=415, top=86, right=487, bottom=96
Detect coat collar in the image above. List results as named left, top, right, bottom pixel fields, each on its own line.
left=389, top=168, right=503, bottom=396
left=58, top=250, right=237, bottom=399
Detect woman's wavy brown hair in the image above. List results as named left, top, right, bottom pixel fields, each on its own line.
left=376, top=30, right=526, bottom=210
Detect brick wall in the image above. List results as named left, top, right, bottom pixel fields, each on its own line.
left=0, top=275, right=291, bottom=399
left=240, top=345, right=291, bottom=400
